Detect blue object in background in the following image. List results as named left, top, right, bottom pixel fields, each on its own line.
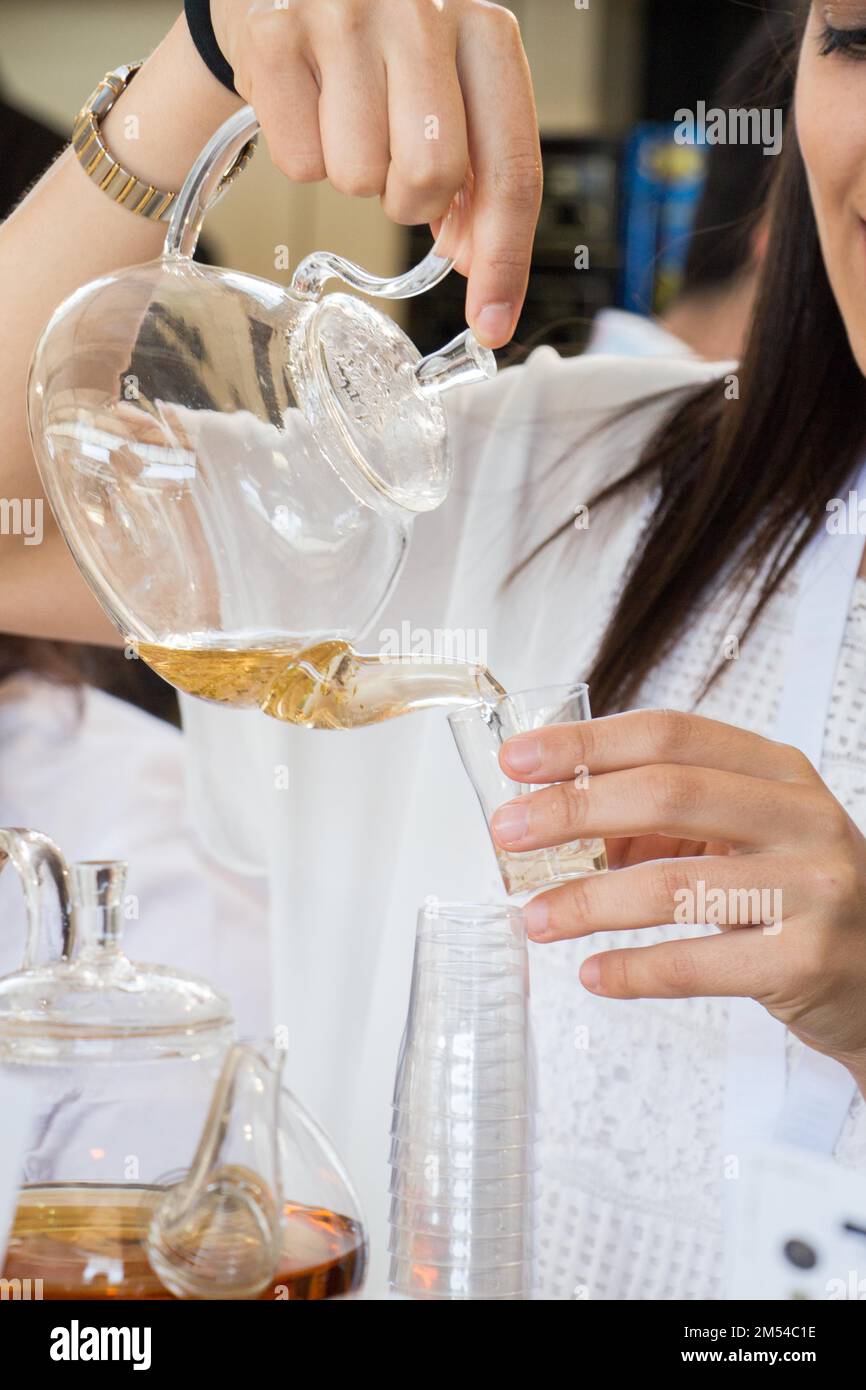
left=620, top=123, right=706, bottom=317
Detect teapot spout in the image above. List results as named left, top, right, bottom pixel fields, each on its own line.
left=261, top=642, right=506, bottom=729
left=147, top=1042, right=285, bottom=1300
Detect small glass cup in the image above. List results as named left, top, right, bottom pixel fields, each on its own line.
left=448, top=682, right=608, bottom=898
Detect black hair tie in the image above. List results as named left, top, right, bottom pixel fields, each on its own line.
left=184, top=0, right=237, bottom=94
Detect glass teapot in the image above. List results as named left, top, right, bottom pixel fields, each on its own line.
left=0, top=828, right=365, bottom=1299
left=27, top=107, right=498, bottom=727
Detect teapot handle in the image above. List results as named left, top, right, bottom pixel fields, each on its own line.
left=164, top=104, right=467, bottom=300
left=0, top=828, right=75, bottom=968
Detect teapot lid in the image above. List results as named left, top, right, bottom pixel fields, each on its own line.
left=292, top=293, right=494, bottom=515
left=158, top=105, right=495, bottom=516
left=0, top=841, right=232, bottom=1062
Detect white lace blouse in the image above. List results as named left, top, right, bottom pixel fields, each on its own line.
left=532, top=573, right=866, bottom=1302
left=181, top=347, right=866, bottom=1298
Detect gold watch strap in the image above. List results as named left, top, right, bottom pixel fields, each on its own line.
left=72, top=62, right=256, bottom=223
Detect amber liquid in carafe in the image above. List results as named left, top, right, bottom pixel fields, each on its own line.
left=3, top=1185, right=366, bottom=1300
left=137, top=637, right=506, bottom=729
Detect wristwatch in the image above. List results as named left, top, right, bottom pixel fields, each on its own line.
left=71, top=61, right=256, bottom=222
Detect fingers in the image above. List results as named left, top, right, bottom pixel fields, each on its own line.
left=217, top=0, right=540, bottom=348
left=491, top=766, right=827, bottom=853
left=234, top=13, right=327, bottom=183
left=603, top=834, right=713, bottom=869
left=524, top=853, right=791, bottom=941
left=500, top=709, right=821, bottom=787
left=380, top=13, right=469, bottom=225
left=579, top=928, right=785, bottom=1002
left=314, top=30, right=390, bottom=196
left=456, top=4, right=542, bottom=345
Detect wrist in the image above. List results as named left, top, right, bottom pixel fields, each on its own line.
left=185, top=0, right=237, bottom=94
left=100, top=13, right=243, bottom=193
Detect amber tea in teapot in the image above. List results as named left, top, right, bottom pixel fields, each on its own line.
left=4, top=1184, right=365, bottom=1301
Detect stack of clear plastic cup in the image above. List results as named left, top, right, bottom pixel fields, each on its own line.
left=388, top=901, right=537, bottom=1300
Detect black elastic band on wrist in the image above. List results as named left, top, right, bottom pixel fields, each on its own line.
left=184, top=0, right=237, bottom=94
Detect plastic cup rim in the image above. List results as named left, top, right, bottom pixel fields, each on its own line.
left=396, top=1043, right=530, bottom=1060
left=388, top=1252, right=532, bottom=1273
left=391, top=1111, right=536, bottom=1125
left=416, top=901, right=527, bottom=927
left=389, top=1165, right=540, bottom=1183
left=389, top=1123, right=539, bottom=1145
left=389, top=1197, right=534, bottom=1216
left=390, top=1134, right=536, bottom=1152
left=388, top=1218, right=536, bottom=1239
left=389, top=1156, right=539, bottom=1175
left=387, top=1286, right=532, bottom=1301
left=387, top=1255, right=532, bottom=1275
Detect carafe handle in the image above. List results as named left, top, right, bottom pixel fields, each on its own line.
left=164, top=104, right=468, bottom=300
left=0, top=828, right=75, bottom=968
left=147, top=1041, right=285, bottom=1300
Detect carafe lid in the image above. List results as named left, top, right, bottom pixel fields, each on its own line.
left=0, top=839, right=232, bottom=1062
left=0, top=956, right=233, bottom=1062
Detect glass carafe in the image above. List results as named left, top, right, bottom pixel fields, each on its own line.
left=0, top=828, right=365, bottom=1299
left=27, top=107, right=499, bottom=727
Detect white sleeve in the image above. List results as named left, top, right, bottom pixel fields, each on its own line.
left=441, top=343, right=737, bottom=512
left=180, top=698, right=273, bottom=875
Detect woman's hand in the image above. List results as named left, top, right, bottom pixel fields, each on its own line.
left=492, top=709, right=866, bottom=1089
left=210, top=0, right=542, bottom=347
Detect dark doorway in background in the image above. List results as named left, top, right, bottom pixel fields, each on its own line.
left=642, top=0, right=783, bottom=121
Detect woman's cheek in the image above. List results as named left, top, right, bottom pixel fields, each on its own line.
left=795, top=55, right=866, bottom=368
left=796, top=60, right=841, bottom=221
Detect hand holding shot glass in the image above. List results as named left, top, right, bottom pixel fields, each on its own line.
left=448, top=684, right=608, bottom=898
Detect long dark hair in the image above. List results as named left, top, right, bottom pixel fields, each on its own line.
left=512, top=2, right=866, bottom=715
